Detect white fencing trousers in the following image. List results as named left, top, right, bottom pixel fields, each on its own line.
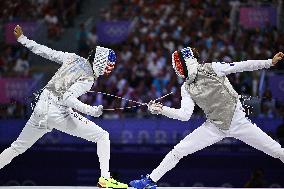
left=0, top=90, right=110, bottom=178
left=150, top=101, right=284, bottom=182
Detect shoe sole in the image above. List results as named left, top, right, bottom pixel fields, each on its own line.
left=97, top=182, right=128, bottom=189
left=145, top=185, right=157, bottom=189
left=129, top=181, right=156, bottom=189
left=129, top=182, right=142, bottom=189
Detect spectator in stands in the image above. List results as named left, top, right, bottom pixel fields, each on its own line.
left=45, top=9, right=62, bottom=39
left=244, top=168, right=267, bottom=188
left=87, top=26, right=98, bottom=48
left=77, top=23, right=89, bottom=57
left=13, top=52, right=30, bottom=77
left=259, top=89, right=276, bottom=118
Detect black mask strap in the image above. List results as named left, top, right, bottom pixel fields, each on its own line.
left=87, top=49, right=96, bottom=63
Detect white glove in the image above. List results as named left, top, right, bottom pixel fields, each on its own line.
left=88, top=105, right=103, bottom=117
left=148, top=101, right=163, bottom=115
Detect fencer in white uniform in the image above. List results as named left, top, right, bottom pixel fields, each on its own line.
left=130, top=47, right=284, bottom=188
left=0, top=25, right=128, bottom=188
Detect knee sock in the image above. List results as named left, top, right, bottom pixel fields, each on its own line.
left=97, top=132, right=110, bottom=178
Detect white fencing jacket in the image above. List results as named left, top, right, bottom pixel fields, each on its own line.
left=17, top=35, right=100, bottom=116
left=161, top=59, right=273, bottom=121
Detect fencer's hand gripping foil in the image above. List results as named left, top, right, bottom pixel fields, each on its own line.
left=87, top=91, right=173, bottom=111
left=147, top=92, right=175, bottom=114
left=91, top=105, right=103, bottom=117
left=148, top=101, right=163, bottom=115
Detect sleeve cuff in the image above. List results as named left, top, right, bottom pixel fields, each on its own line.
left=161, top=106, right=171, bottom=115
left=17, top=34, right=27, bottom=43
left=266, top=59, right=273, bottom=67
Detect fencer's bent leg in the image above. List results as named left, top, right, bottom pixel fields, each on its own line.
left=230, top=107, right=284, bottom=163
left=0, top=115, right=48, bottom=169
left=150, top=121, right=225, bottom=182
left=54, top=111, right=110, bottom=178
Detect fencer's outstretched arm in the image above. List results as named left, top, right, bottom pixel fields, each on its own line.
left=212, top=59, right=272, bottom=76
left=62, top=79, right=103, bottom=117
left=14, top=25, right=72, bottom=64
left=149, top=84, right=194, bottom=121
left=212, top=52, right=284, bottom=76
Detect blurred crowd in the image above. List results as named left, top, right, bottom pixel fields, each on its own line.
left=0, top=0, right=81, bottom=39
left=0, top=0, right=82, bottom=77
left=0, top=0, right=284, bottom=120
left=0, top=44, right=30, bottom=78
left=76, top=0, right=284, bottom=119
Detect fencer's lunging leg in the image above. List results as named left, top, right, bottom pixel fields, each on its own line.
left=150, top=121, right=225, bottom=182
left=54, top=111, right=111, bottom=178
left=0, top=115, right=48, bottom=170
left=229, top=103, right=284, bottom=163
left=230, top=116, right=284, bottom=163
